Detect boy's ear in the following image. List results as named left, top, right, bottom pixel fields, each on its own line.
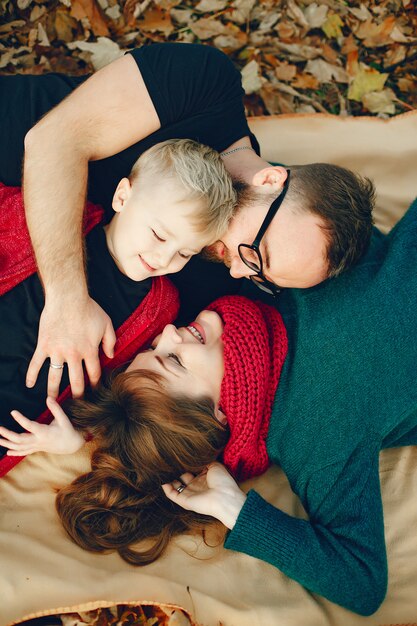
left=251, top=165, right=288, bottom=194
left=112, top=177, right=133, bottom=213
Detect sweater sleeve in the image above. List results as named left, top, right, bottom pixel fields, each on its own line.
left=224, top=446, right=387, bottom=616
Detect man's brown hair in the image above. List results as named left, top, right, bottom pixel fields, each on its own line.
left=285, top=163, right=375, bottom=277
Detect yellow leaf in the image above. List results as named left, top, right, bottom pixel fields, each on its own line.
left=322, top=13, right=343, bottom=39
left=347, top=63, right=388, bottom=101
left=362, top=89, right=396, bottom=114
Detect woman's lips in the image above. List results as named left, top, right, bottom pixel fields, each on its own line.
left=139, top=255, right=156, bottom=272
left=185, top=321, right=206, bottom=344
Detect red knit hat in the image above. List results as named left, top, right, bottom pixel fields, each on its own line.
left=207, top=295, right=287, bottom=481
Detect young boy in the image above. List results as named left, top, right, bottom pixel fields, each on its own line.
left=0, top=138, right=236, bottom=454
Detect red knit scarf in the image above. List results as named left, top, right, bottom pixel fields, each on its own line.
left=0, top=183, right=179, bottom=477
left=207, top=295, right=288, bottom=481
left=0, top=182, right=104, bottom=295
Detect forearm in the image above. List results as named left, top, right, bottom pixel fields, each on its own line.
left=23, top=121, right=89, bottom=301
left=225, top=490, right=387, bottom=616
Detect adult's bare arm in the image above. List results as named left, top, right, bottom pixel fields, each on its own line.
left=23, top=54, right=161, bottom=398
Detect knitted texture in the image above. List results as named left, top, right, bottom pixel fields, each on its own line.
left=0, top=182, right=104, bottom=295
left=207, top=295, right=287, bottom=481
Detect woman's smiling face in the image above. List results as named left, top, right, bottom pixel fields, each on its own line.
left=126, top=310, right=225, bottom=407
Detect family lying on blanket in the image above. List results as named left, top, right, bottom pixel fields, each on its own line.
left=0, top=41, right=416, bottom=619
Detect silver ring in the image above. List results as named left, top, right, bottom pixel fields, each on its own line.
left=176, top=484, right=186, bottom=494
left=50, top=362, right=64, bottom=369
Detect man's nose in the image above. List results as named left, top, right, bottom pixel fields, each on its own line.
left=229, top=255, right=252, bottom=279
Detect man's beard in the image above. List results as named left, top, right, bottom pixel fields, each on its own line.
left=201, top=242, right=232, bottom=268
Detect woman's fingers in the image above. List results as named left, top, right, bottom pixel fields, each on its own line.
left=179, top=472, right=196, bottom=485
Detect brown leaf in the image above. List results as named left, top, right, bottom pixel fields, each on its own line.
left=29, top=5, right=46, bottom=21
left=229, top=0, right=256, bottom=25
left=70, top=0, right=109, bottom=37
left=123, top=0, right=139, bottom=25
left=275, top=20, right=297, bottom=42
left=304, top=3, right=328, bottom=29
left=291, top=72, right=319, bottom=89
left=384, top=44, right=407, bottom=67
left=355, top=16, right=396, bottom=47
left=305, top=58, right=349, bottom=83
left=55, top=8, right=77, bottom=42
left=139, top=7, right=174, bottom=36
left=260, top=84, right=295, bottom=114
left=214, top=28, right=247, bottom=52
left=346, top=49, right=359, bottom=78
left=286, top=0, right=309, bottom=29
left=321, top=42, right=339, bottom=63
left=397, top=77, right=415, bottom=92
left=191, top=17, right=227, bottom=39
left=341, top=33, right=358, bottom=55
left=195, top=0, right=228, bottom=12
left=275, top=60, right=297, bottom=81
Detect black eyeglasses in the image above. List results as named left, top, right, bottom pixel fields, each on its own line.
left=238, top=169, right=291, bottom=298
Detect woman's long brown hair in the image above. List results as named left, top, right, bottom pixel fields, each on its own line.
left=56, top=369, right=228, bottom=566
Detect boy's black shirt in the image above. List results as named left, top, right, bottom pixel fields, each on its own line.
left=0, top=226, right=151, bottom=455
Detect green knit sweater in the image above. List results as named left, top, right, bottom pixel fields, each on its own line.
left=225, top=198, right=417, bottom=616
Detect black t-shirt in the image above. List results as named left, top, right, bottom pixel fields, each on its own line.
left=0, top=226, right=151, bottom=456
left=0, top=43, right=259, bottom=320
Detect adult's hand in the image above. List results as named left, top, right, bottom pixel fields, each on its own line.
left=162, top=462, right=247, bottom=530
left=26, top=295, right=116, bottom=398
left=0, top=397, right=84, bottom=456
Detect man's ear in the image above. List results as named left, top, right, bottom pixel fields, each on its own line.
left=112, top=177, right=133, bottom=213
left=252, top=165, right=288, bottom=194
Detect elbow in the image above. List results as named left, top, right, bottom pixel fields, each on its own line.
left=24, top=122, right=46, bottom=156
left=345, top=574, right=387, bottom=616
left=24, top=125, right=37, bottom=153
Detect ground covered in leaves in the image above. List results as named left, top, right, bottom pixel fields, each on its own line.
left=1, top=0, right=416, bottom=117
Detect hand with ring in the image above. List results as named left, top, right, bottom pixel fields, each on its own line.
left=162, top=462, right=247, bottom=530
left=26, top=295, right=117, bottom=399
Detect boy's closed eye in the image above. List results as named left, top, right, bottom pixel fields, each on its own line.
left=151, top=229, right=166, bottom=242
left=151, top=228, right=192, bottom=260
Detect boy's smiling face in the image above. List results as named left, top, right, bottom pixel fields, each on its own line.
left=105, top=177, right=214, bottom=281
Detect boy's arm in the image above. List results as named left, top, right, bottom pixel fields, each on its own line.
left=0, top=398, right=85, bottom=456
left=23, top=54, right=161, bottom=399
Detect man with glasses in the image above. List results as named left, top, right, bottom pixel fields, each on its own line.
left=1, top=42, right=374, bottom=399
left=210, top=150, right=374, bottom=296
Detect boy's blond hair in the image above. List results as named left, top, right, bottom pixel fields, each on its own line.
left=129, top=139, right=236, bottom=241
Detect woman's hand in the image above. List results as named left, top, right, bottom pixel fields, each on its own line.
left=0, top=397, right=84, bottom=456
left=162, top=462, right=247, bottom=530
